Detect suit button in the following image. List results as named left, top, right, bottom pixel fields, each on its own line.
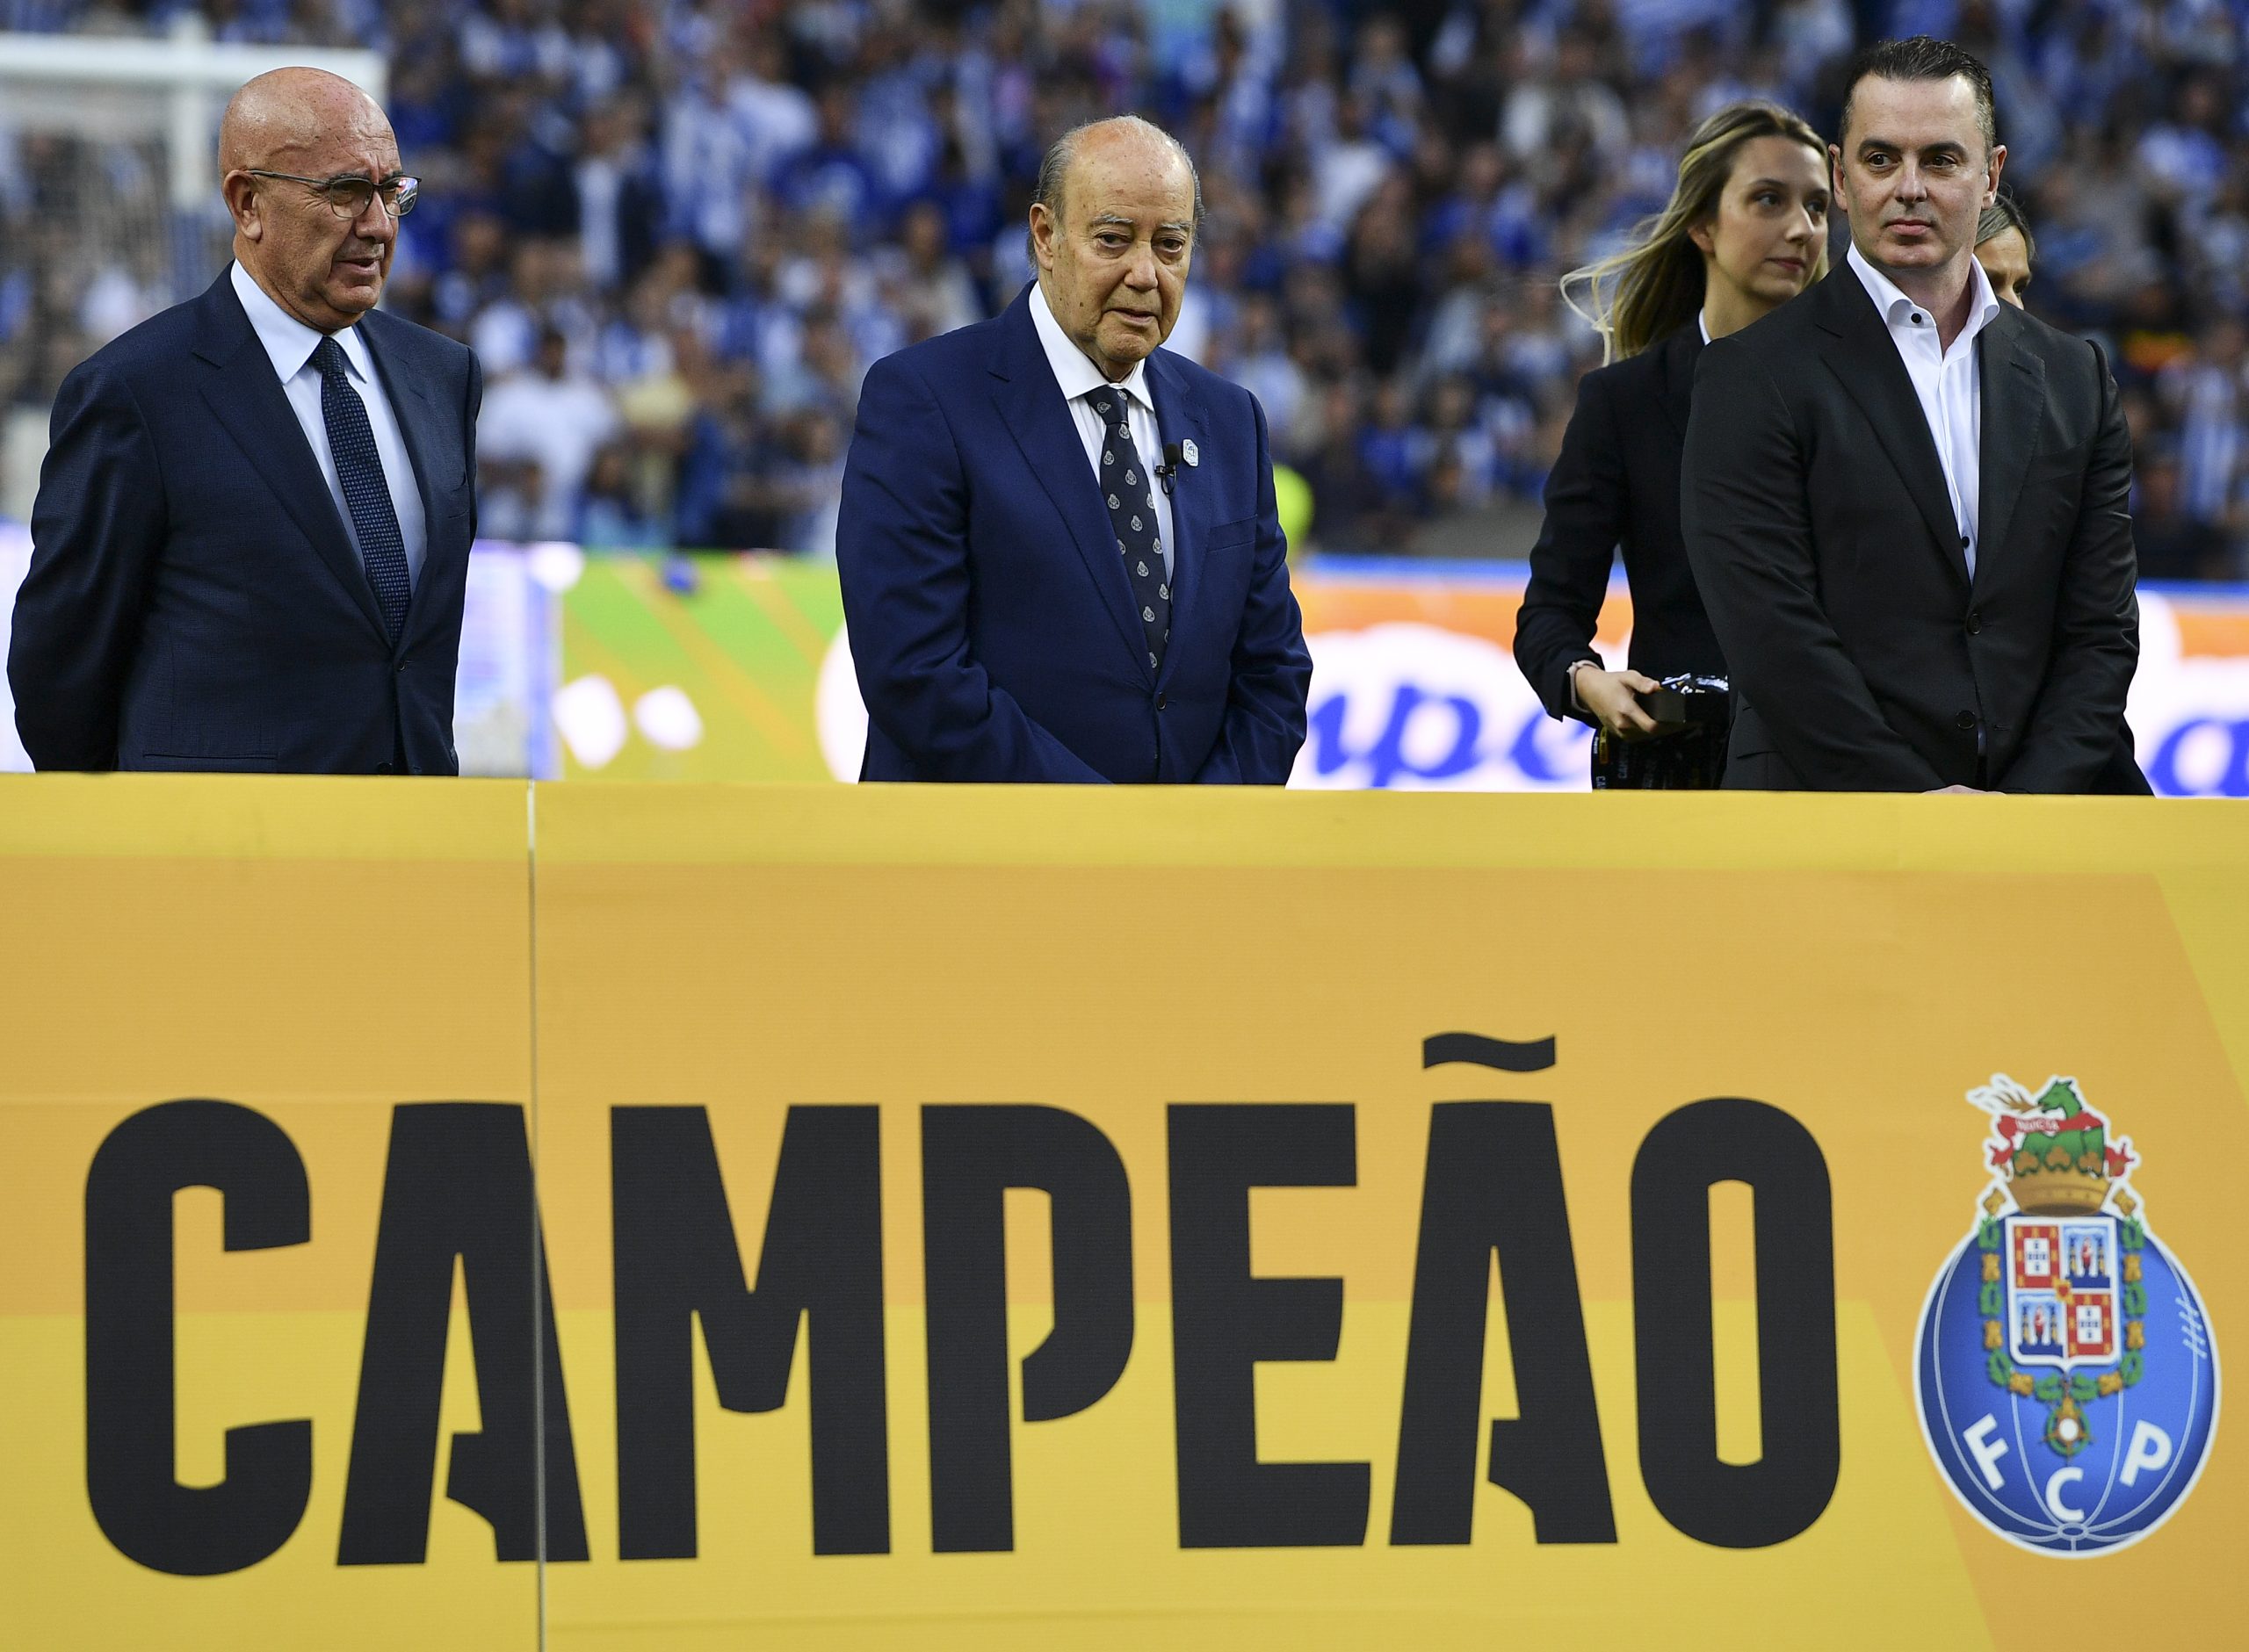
left=1156, top=693, right=1168, bottom=711
left=1965, top=609, right=1982, bottom=635
left=375, top=762, right=394, bottom=775
left=395, top=659, right=407, bottom=675
left=1956, top=711, right=1978, bottom=732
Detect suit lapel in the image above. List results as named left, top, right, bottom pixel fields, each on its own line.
left=1146, top=351, right=1210, bottom=689
left=361, top=315, right=452, bottom=653
left=988, top=292, right=1153, bottom=682
left=1811, top=270, right=1969, bottom=586
left=1973, top=309, right=2043, bottom=594
left=1658, top=323, right=1700, bottom=443
left=191, top=274, right=390, bottom=644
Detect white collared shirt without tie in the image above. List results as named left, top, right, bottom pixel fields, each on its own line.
left=1846, top=243, right=2002, bottom=579
left=1028, top=281, right=1175, bottom=581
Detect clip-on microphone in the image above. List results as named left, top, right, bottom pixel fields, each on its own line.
left=1157, top=443, right=1183, bottom=496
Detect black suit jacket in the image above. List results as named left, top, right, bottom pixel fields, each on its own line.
left=10, top=270, right=481, bottom=774
left=1515, top=323, right=1724, bottom=720
left=1681, top=266, right=2137, bottom=791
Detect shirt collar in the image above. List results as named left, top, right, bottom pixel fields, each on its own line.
left=1847, top=242, right=2001, bottom=344
left=230, top=260, right=373, bottom=385
left=1029, top=280, right=1153, bottom=415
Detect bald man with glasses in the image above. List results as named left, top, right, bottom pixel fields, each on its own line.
left=10, top=68, right=481, bottom=775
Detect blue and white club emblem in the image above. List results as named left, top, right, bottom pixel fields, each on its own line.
left=1915, top=1075, right=2219, bottom=1555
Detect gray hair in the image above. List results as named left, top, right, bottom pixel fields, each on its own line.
left=1025, top=115, right=1206, bottom=264
left=1976, top=189, right=2035, bottom=264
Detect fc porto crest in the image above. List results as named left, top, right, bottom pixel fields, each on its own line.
left=1914, top=1076, right=2219, bottom=1554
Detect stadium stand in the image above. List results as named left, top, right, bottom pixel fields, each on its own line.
left=0, top=0, right=2246, bottom=573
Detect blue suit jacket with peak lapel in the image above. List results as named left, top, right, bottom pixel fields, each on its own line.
left=836, top=284, right=1310, bottom=783
left=10, top=269, right=481, bottom=774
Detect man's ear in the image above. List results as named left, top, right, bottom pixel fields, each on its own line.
left=1826, top=144, right=1848, bottom=211
left=1985, top=141, right=2008, bottom=205
left=221, top=171, right=264, bottom=242
left=1028, top=202, right=1056, bottom=272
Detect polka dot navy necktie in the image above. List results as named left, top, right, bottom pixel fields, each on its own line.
left=311, top=336, right=410, bottom=644
left=1088, top=390, right=1169, bottom=673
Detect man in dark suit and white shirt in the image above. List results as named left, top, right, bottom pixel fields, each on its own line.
left=1681, top=38, right=2137, bottom=792
left=836, top=116, right=1309, bottom=783
left=10, top=68, right=480, bottom=774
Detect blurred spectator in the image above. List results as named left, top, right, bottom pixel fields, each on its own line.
left=478, top=325, right=619, bottom=540
left=2134, top=437, right=2232, bottom=582
left=575, top=440, right=670, bottom=550
left=0, top=0, right=2246, bottom=575
left=674, top=363, right=775, bottom=549
left=2164, top=315, right=2249, bottom=525
left=575, top=95, right=664, bottom=294
left=876, top=198, right=980, bottom=343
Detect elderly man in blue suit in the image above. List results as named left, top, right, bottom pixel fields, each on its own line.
left=10, top=68, right=478, bottom=775
left=838, top=116, right=1310, bottom=783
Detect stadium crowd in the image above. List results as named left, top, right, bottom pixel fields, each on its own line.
left=3, top=0, right=2249, bottom=574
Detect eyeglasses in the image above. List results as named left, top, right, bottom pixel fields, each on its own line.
left=244, top=170, right=420, bottom=220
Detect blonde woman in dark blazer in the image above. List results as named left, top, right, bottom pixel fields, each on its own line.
left=1515, top=103, right=1832, bottom=780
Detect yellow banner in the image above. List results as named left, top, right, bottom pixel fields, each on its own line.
left=3, top=780, right=2244, bottom=1649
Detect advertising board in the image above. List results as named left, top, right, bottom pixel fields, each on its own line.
left=1, top=780, right=2242, bottom=1648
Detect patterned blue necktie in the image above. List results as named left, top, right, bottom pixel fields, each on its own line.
left=311, top=335, right=410, bottom=643
left=1088, top=390, right=1168, bottom=672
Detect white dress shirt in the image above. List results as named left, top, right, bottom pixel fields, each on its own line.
left=229, top=261, right=429, bottom=588
left=1847, top=243, right=2001, bottom=578
left=1029, top=281, right=1175, bottom=580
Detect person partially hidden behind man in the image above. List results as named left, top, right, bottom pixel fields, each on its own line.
left=836, top=116, right=1310, bottom=783
left=10, top=68, right=479, bottom=774
left=1681, top=37, right=2137, bottom=792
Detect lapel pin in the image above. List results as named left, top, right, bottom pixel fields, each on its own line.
left=1181, top=439, right=1199, bottom=468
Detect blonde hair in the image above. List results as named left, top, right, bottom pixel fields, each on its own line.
left=1563, top=101, right=1828, bottom=364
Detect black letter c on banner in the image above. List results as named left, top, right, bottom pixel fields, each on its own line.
left=84, top=1100, right=313, bottom=1575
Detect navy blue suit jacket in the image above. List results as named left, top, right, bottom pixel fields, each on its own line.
left=836, top=285, right=1309, bottom=783
left=10, top=269, right=481, bottom=774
